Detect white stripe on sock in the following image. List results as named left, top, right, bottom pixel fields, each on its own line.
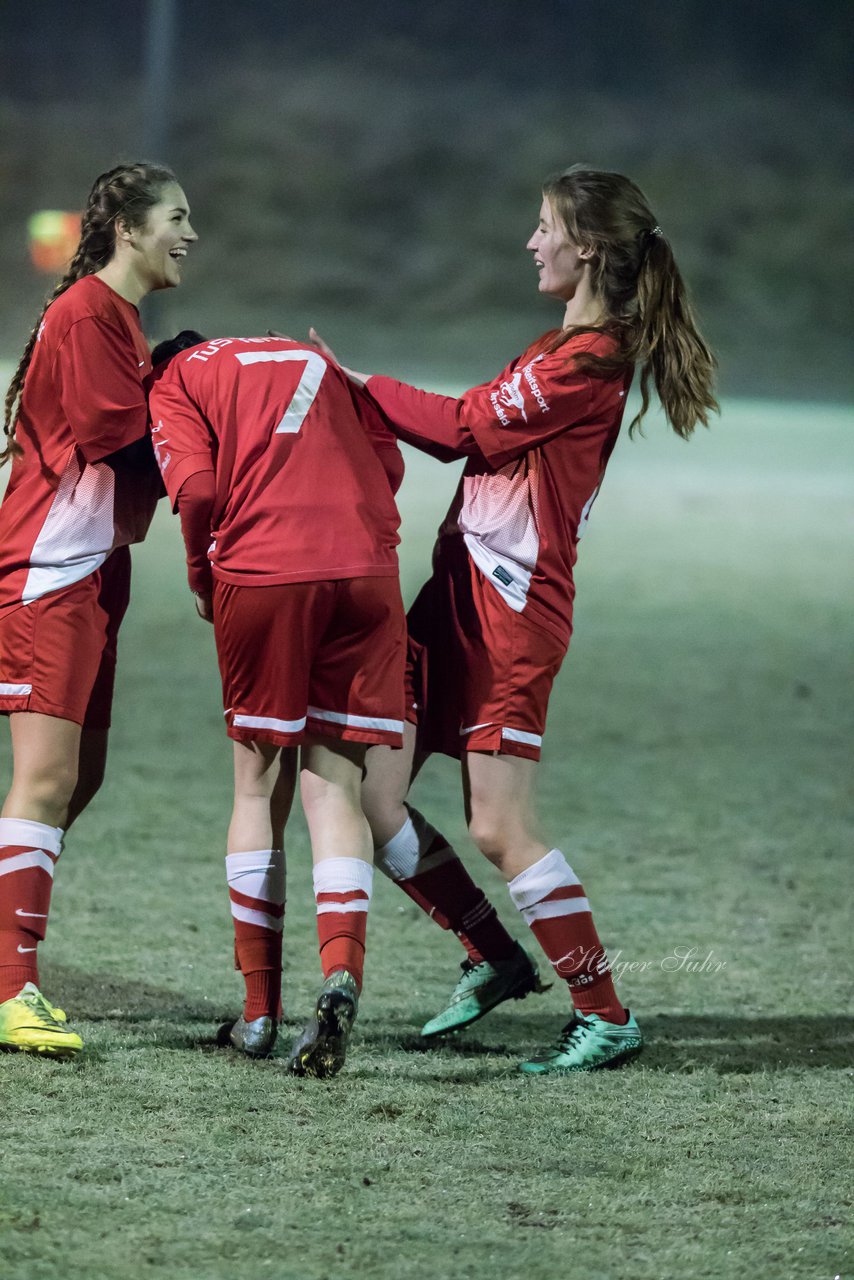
left=508, top=848, right=581, bottom=911
left=0, top=817, right=63, bottom=858
left=316, top=900, right=371, bottom=915
left=229, top=901, right=284, bottom=933
left=375, top=808, right=455, bottom=881
left=0, top=850, right=57, bottom=878
left=312, top=857, right=374, bottom=898
left=520, top=897, right=590, bottom=924
left=225, top=849, right=285, bottom=905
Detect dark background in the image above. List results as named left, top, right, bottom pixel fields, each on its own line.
left=2, top=0, right=852, bottom=396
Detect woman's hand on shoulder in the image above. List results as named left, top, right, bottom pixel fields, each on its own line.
left=266, top=326, right=371, bottom=387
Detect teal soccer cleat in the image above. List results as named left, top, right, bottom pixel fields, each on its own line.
left=420, top=944, right=550, bottom=1039
left=519, top=1010, right=643, bottom=1075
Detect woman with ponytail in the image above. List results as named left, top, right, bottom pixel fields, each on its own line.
left=0, top=163, right=196, bottom=1057
left=312, top=164, right=717, bottom=1074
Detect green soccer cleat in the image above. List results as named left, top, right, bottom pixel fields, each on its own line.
left=219, top=1014, right=278, bottom=1059
left=0, top=982, right=83, bottom=1058
left=288, top=970, right=359, bottom=1079
left=519, top=1010, right=643, bottom=1075
left=420, top=944, right=551, bottom=1040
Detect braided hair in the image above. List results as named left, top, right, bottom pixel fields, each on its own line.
left=543, top=165, right=719, bottom=439
left=2, top=162, right=177, bottom=465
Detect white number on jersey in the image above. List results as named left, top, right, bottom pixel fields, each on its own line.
left=235, top=349, right=327, bottom=435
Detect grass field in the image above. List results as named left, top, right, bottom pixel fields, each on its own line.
left=0, top=395, right=851, bottom=1280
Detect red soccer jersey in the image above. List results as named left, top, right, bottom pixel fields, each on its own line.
left=0, top=275, right=159, bottom=614
left=147, top=337, right=402, bottom=585
left=365, top=330, right=631, bottom=644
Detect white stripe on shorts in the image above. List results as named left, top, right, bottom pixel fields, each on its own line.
left=232, top=713, right=307, bottom=735
left=0, top=683, right=32, bottom=697
left=502, top=726, right=542, bottom=748
left=307, top=706, right=403, bottom=734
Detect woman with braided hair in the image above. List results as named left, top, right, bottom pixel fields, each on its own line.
left=0, top=163, right=196, bottom=1057
left=313, top=165, right=718, bottom=1073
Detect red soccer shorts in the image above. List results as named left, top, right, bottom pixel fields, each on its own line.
left=214, top=574, right=407, bottom=749
left=0, top=546, right=131, bottom=731
left=406, top=537, right=567, bottom=762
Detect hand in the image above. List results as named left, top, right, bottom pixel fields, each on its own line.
left=193, top=590, right=214, bottom=623
left=307, top=329, right=370, bottom=388
left=306, top=327, right=339, bottom=364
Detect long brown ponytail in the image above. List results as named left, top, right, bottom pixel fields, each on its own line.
left=543, top=166, right=719, bottom=439
left=2, top=162, right=177, bottom=466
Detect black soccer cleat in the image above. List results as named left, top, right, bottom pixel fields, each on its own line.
left=288, top=970, right=359, bottom=1079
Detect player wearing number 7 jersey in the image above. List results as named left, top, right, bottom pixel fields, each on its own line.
left=147, top=333, right=407, bottom=1077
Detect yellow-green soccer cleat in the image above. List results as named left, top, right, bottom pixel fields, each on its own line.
left=519, top=1010, right=643, bottom=1075
left=0, top=982, right=83, bottom=1058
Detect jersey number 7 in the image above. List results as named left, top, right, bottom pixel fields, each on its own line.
left=235, top=349, right=327, bottom=435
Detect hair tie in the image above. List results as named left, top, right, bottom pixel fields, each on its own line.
left=650, top=225, right=663, bottom=237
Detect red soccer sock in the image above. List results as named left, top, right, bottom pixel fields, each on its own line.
left=225, top=849, right=285, bottom=1021
left=375, top=808, right=517, bottom=965
left=387, top=873, right=484, bottom=964
left=508, top=849, right=627, bottom=1024
left=243, top=969, right=280, bottom=1023
left=313, top=857, right=373, bottom=992
left=0, top=818, right=62, bottom=1004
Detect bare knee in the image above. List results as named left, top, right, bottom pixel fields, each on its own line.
left=361, top=740, right=415, bottom=847
left=467, top=806, right=546, bottom=879
left=361, top=778, right=408, bottom=848
left=5, top=759, right=79, bottom=828
left=467, top=811, right=513, bottom=867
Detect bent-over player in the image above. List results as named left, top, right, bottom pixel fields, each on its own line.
left=148, top=332, right=407, bottom=1078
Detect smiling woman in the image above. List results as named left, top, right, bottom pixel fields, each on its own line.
left=0, top=163, right=196, bottom=1059
left=315, top=164, right=718, bottom=1075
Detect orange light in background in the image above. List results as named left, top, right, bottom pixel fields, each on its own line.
left=28, top=211, right=82, bottom=273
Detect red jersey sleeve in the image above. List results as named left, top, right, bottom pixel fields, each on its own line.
left=362, top=377, right=479, bottom=462
left=147, top=367, right=216, bottom=511
left=55, top=315, right=149, bottom=463
left=175, top=470, right=216, bottom=594
left=365, top=335, right=616, bottom=470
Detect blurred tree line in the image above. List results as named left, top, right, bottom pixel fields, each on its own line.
left=1, top=0, right=852, bottom=397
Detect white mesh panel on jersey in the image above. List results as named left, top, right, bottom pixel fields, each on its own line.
left=457, top=454, right=541, bottom=613
left=22, top=454, right=114, bottom=603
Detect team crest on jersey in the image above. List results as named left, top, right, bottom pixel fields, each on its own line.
left=496, top=372, right=527, bottom=422
left=490, top=356, right=551, bottom=428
